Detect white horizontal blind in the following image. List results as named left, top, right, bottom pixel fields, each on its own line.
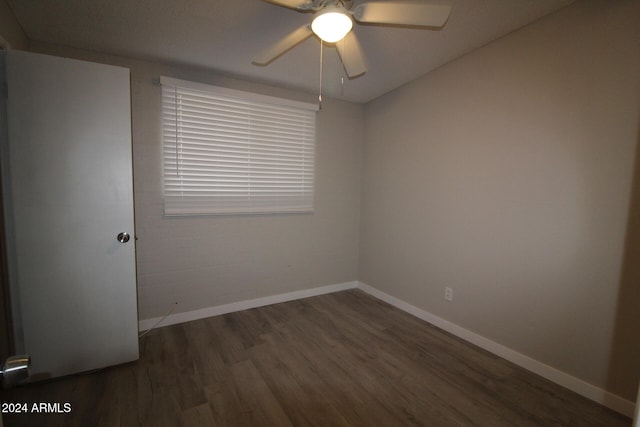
left=161, top=77, right=317, bottom=215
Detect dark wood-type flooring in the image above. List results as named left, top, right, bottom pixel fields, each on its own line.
left=0, top=289, right=631, bottom=426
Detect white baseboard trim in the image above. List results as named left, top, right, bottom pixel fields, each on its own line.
left=356, top=281, right=635, bottom=418
left=138, top=279, right=634, bottom=417
left=138, top=281, right=358, bottom=332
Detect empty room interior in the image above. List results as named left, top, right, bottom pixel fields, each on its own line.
left=0, top=0, right=639, bottom=425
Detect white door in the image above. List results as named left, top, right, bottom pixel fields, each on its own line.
left=1, top=50, right=138, bottom=379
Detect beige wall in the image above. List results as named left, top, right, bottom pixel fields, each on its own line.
left=359, top=0, right=640, bottom=400
left=0, top=0, right=27, bottom=50
left=29, top=42, right=363, bottom=321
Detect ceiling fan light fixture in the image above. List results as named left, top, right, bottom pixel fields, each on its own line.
left=311, top=8, right=353, bottom=43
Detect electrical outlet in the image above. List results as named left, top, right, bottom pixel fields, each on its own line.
left=444, top=287, right=453, bottom=302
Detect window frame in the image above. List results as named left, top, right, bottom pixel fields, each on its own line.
left=160, top=76, right=318, bottom=216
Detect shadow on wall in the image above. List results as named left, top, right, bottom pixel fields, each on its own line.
left=607, top=111, right=640, bottom=402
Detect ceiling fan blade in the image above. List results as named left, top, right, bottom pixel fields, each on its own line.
left=336, top=32, right=367, bottom=78
left=252, top=25, right=314, bottom=65
left=352, top=2, right=451, bottom=27
left=261, top=0, right=313, bottom=10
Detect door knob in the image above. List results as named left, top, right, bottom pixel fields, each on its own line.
left=117, top=232, right=130, bottom=243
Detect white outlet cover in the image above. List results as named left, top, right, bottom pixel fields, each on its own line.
left=445, top=287, right=453, bottom=301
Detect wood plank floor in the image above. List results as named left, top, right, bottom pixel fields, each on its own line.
left=0, top=290, right=631, bottom=426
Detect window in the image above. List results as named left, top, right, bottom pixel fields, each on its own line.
left=161, top=77, right=318, bottom=215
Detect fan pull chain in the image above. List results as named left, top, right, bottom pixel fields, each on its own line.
left=318, top=40, right=323, bottom=109
left=174, top=87, right=180, bottom=178
left=340, top=38, right=345, bottom=97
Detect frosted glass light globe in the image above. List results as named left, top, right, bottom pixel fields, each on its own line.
left=311, top=9, right=353, bottom=43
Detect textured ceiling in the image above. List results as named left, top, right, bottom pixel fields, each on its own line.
left=7, top=0, right=576, bottom=103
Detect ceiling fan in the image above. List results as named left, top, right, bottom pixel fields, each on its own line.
left=253, top=0, right=452, bottom=78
